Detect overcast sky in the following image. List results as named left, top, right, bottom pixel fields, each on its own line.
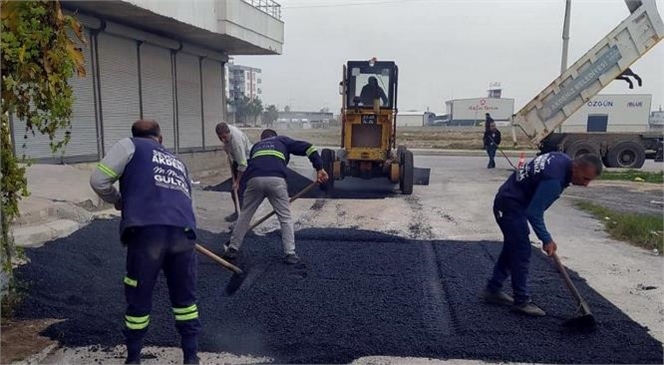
left=235, top=0, right=664, bottom=114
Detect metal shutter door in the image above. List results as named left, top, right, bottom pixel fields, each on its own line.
left=13, top=29, right=98, bottom=161
left=97, top=33, right=140, bottom=153
left=176, top=53, right=203, bottom=149
left=202, top=59, right=224, bottom=148
left=140, top=44, right=175, bottom=149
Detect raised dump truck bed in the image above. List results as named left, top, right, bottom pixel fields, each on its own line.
left=512, top=0, right=664, bottom=168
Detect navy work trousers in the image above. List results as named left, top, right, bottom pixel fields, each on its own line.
left=487, top=200, right=532, bottom=304
left=486, top=145, right=497, bottom=168
left=122, top=225, right=201, bottom=358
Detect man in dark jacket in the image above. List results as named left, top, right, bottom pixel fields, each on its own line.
left=223, top=129, right=329, bottom=264
left=90, top=120, right=201, bottom=364
left=482, top=152, right=602, bottom=316
left=483, top=121, right=501, bottom=168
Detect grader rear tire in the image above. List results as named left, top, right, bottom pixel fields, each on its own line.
left=400, top=150, right=414, bottom=195
left=321, top=149, right=335, bottom=192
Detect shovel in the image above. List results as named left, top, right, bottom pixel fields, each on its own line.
left=195, top=243, right=247, bottom=294
left=551, top=253, right=596, bottom=331
left=221, top=181, right=320, bottom=295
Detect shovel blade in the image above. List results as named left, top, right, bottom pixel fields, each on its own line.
left=224, top=272, right=246, bottom=296
left=562, top=313, right=596, bottom=332
left=414, top=167, right=431, bottom=185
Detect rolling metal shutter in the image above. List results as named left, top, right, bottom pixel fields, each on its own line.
left=13, top=29, right=98, bottom=162
left=97, top=32, right=140, bottom=154
left=140, top=44, right=175, bottom=149
left=202, top=59, right=224, bottom=149
left=176, top=53, right=203, bottom=150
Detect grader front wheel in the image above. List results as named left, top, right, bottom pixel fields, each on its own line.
left=400, top=149, right=414, bottom=195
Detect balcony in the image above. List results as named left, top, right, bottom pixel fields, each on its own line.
left=62, top=0, right=284, bottom=56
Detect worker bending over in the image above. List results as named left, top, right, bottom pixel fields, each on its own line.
left=90, top=120, right=200, bottom=364
left=483, top=152, right=602, bottom=316
left=223, top=129, right=329, bottom=264
left=216, top=122, right=253, bottom=222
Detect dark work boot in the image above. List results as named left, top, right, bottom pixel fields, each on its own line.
left=182, top=337, right=199, bottom=364
left=125, top=342, right=142, bottom=364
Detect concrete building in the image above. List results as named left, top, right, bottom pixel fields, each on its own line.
left=276, top=111, right=334, bottom=129
left=12, top=0, right=283, bottom=163
left=396, top=111, right=436, bottom=127
left=444, top=83, right=514, bottom=126
left=227, top=62, right=262, bottom=101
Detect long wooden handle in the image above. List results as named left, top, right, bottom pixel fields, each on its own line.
left=230, top=166, right=241, bottom=215
left=222, top=181, right=320, bottom=246
left=251, top=181, right=319, bottom=229
left=195, top=243, right=244, bottom=275
left=551, top=253, right=592, bottom=314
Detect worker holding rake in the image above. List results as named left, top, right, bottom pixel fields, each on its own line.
left=482, top=152, right=602, bottom=316
left=223, top=129, right=328, bottom=264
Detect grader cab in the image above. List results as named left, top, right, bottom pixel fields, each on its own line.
left=321, top=59, right=426, bottom=195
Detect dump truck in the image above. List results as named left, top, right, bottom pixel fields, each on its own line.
left=321, top=59, right=429, bottom=194
left=511, top=0, right=664, bottom=168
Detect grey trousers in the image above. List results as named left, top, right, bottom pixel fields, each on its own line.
left=229, top=176, right=295, bottom=255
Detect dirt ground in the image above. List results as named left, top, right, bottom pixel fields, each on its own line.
left=243, top=126, right=532, bottom=150
left=0, top=318, right=61, bottom=364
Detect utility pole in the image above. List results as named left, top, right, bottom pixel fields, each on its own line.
left=559, top=0, right=572, bottom=132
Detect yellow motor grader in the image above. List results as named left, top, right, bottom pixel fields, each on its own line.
left=321, top=59, right=428, bottom=194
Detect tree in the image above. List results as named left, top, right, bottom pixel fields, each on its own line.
left=320, top=107, right=330, bottom=113
left=263, top=105, right=278, bottom=128
left=284, top=105, right=291, bottom=113
left=248, top=97, right=263, bottom=126
left=228, top=96, right=251, bottom=125
left=1, top=0, right=86, bottom=298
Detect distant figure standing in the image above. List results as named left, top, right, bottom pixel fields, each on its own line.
left=485, top=113, right=494, bottom=130
left=484, top=121, right=501, bottom=169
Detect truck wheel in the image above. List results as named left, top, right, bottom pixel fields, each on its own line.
left=400, top=149, right=414, bottom=195
left=565, top=141, right=599, bottom=159
left=321, top=149, right=335, bottom=191
left=606, top=141, right=646, bottom=169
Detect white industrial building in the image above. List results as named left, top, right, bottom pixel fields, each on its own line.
left=12, top=0, right=284, bottom=163
left=396, top=111, right=436, bottom=127
left=560, top=94, right=652, bottom=133
left=444, top=98, right=515, bottom=126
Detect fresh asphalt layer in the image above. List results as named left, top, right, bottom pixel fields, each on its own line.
left=15, top=218, right=662, bottom=364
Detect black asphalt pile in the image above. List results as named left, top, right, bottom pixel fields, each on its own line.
left=15, top=221, right=662, bottom=364
left=204, top=168, right=397, bottom=200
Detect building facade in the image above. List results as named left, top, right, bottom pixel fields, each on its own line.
left=12, top=0, right=283, bottom=163
left=227, top=63, right=262, bottom=101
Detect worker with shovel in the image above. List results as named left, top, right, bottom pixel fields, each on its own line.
left=482, top=152, right=602, bottom=316
left=223, top=129, right=328, bottom=264
left=216, top=122, right=253, bottom=222
left=90, top=120, right=201, bottom=364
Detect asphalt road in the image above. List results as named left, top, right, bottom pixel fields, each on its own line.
left=12, top=153, right=664, bottom=364
left=15, top=151, right=664, bottom=364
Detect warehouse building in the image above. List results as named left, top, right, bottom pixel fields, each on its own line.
left=11, top=0, right=284, bottom=163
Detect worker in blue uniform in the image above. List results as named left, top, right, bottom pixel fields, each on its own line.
left=90, top=120, right=201, bottom=364
left=482, top=152, right=602, bottom=316
left=223, top=129, right=328, bottom=264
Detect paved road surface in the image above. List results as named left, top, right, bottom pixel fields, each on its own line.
left=14, top=155, right=664, bottom=364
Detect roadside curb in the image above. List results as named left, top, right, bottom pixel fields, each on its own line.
left=14, top=220, right=82, bottom=248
